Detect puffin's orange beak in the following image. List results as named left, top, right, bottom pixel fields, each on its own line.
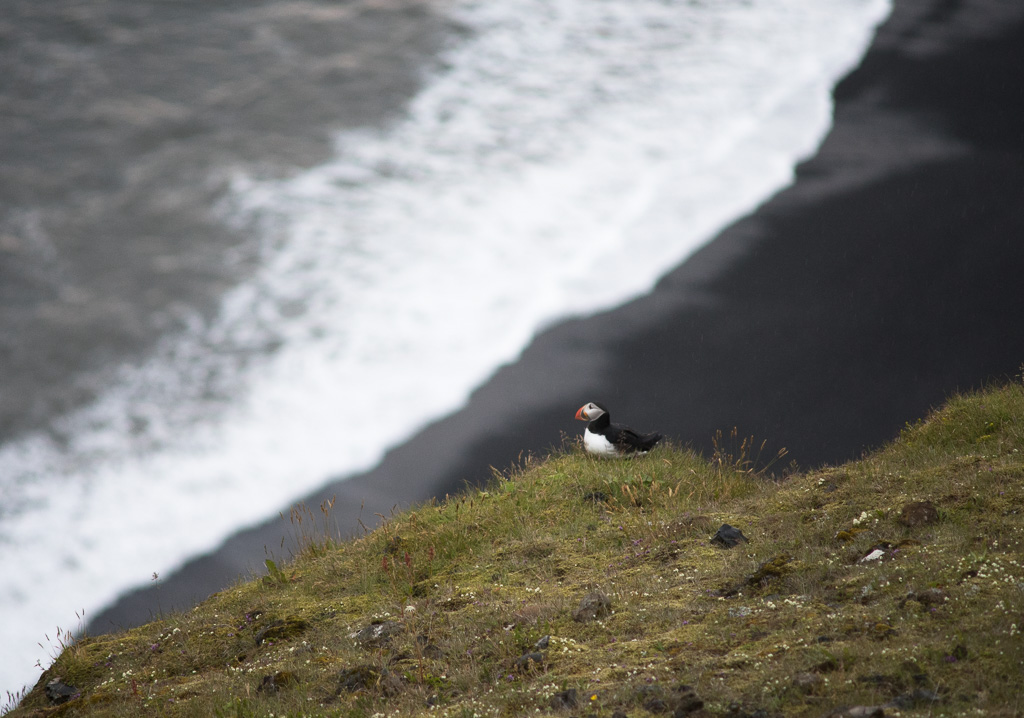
left=575, top=406, right=587, bottom=421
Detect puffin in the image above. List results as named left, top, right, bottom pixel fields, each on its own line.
left=574, top=401, right=663, bottom=457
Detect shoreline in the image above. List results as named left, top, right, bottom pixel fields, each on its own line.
left=89, top=0, right=1024, bottom=633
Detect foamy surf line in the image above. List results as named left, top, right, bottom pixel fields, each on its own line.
left=0, top=0, right=890, bottom=696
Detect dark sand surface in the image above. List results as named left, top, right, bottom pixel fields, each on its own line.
left=90, top=0, right=1024, bottom=632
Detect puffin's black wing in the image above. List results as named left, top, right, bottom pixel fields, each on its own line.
left=608, top=423, right=663, bottom=453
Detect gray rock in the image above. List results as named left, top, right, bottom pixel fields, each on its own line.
left=573, top=590, right=612, bottom=622
left=351, top=620, right=404, bottom=647
left=711, top=524, right=750, bottom=548
left=45, top=678, right=78, bottom=705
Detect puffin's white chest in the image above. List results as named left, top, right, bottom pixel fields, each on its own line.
left=584, top=428, right=621, bottom=457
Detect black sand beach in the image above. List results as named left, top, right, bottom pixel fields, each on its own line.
left=90, top=0, right=1024, bottom=632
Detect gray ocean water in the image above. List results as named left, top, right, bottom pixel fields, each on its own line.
left=0, top=0, right=447, bottom=441
left=1, top=0, right=894, bottom=696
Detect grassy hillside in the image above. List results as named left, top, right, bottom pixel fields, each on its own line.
left=7, top=380, right=1024, bottom=717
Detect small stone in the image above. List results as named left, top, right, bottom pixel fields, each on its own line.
left=857, top=542, right=894, bottom=564
left=351, top=620, right=404, bottom=647
left=534, top=635, right=551, bottom=650
left=573, top=590, right=612, bottom=622
left=859, top=549, right=886, bottom=563
left=711, top=524, right=749, bottom=548
left=45, top=678, right=78, bottom=705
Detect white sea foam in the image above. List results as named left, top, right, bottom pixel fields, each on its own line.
left=0, top=0, right=890, bottom=696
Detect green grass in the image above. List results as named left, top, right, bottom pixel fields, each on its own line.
left=7, top=380, right=1024, bottom=717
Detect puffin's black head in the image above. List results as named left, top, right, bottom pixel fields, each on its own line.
left=575, top=401, right=608, bottom=422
